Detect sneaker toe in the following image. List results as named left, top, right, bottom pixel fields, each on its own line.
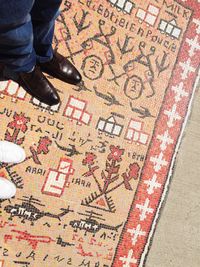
left=13, top=145, right=26, bottom=163
left=0, top=178, right=16, bottom=199
left=0, top=141, right=26, bottom=163
left=73, top=70, right=82, bottom=84
left=48, top=90, right=60, bottom=106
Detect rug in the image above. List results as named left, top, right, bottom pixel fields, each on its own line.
left=0, top=0, right=200, bottom=266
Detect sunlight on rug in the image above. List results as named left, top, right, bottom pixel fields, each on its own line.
left=0, top=0, right=200, bottom=266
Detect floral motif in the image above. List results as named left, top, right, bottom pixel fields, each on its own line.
left=82, top=145, right=140, bottom=206
left=8, top=112, right=30, bottom=133
left=37, top=137, right=52, bottom=154
left=5, top=112, right=30, bottom=145
left=107, top=145, right=125, bottom=162
left=82, top=152, right=97, bottom=166
left=128, top=163, right=140, bottom=179
left=122, top=163, right=140, bottom=190
left=30, top=136, right=52, bottom=165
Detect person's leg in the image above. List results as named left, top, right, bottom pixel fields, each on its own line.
left=31, top=0, right=82, bottom=85
left=31, top=0, right=62, bottom=64
left=0, top=141, right=26, bottom=199
left=0, top=0, right=80, bottom=104
left=0, top=0, right=60, bottom=106
left=0, top=0, right=35, bottom=73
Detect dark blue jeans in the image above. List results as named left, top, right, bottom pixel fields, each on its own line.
left=0, top=0, right=62, bottom=72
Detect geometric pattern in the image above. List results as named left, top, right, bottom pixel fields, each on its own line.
left=0, top=1, right=199, bottom=266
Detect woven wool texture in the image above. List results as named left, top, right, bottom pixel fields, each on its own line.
left=0, top=1, right=200, bottom=266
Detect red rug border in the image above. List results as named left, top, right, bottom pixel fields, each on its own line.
left=112, top=1, right=200, bottom=266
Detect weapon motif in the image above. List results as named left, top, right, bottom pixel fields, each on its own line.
left=70, top=210, right=123, bottom=235
left=4, top=196, right=73, bottom=225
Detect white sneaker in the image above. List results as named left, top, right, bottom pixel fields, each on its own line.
left=0, top=141, right=26, bottom=163
left=0, top=177, right=16, bottom=199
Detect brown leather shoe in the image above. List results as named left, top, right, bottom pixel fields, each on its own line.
left=18, top=66, right=60, bottom=106
left=38, top=50, right=82, bottom=85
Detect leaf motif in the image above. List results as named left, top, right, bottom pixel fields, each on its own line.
left=16, top=137, right=25, bottom=145
left=5, top=130, right=12, bottom=141
left=101, top=171, right=107, bottom=181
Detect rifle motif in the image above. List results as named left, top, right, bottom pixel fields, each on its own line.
left=56, top=236, right=75, bottom=247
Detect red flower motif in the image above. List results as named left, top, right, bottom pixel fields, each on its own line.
left=128, top=163, right=140, bottom=179
left=8, top=112, right=30, bottom=133
left=108, top=145, right=124, bottom=162
left=82, top=152, right=97, bottom=166
left=37, top=136, right=52, bottom=154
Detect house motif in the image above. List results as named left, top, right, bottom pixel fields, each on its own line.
left=158, top=19, right=182, bottom=39
left=42, top=158, right=74, bottom=197
left=125, top=119, right=149, bottom=145
left=136, top=4, right=160, bottom=27
left=96, top=116, right=124, bottom=137
left=108, top=0, right=135, bottom=14
left=0, top=80, right=26, bottom=102
left=63, top=96, right=92, bottom=125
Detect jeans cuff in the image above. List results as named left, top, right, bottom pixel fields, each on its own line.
left=36, top=54, right=53, bottom=64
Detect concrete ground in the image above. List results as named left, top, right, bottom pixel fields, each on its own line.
left=146, top=85, right=200, bottom=267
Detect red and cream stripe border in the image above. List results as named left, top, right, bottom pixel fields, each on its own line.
left=113, top=1, right=200, bottom=266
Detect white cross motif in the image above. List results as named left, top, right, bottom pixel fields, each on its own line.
left=136, top=198, right=154, bottom=221
left=119, top=249, right=137, bottom=266
left=157, top=130, right=174, bottom=151
left=179, top=59, right=196, bottom=80
left=127, top=224, right=146, bottom=245
left=171, top=82, right=188, bottom=102
left=193, top=18, right=200, bottom=34
left=150, top=152, right=168, bottom=172
left=144, top=174, right=161, bottom=195
left=186, top=36, right=200, bottom=57
left=164, top=104, right=181, bottom=128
